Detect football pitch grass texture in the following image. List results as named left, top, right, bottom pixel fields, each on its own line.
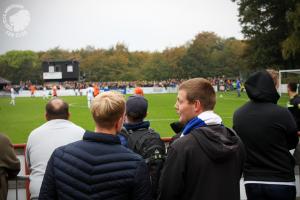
left=0, top=92, right=290, bottom=143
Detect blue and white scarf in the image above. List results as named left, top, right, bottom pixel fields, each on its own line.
left=181, top=111, right=222, bottom=137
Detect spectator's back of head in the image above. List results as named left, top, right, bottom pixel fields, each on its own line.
left=126, top=95, right=148, bottom=123
left=45, top=98, right=69, bottom=120
left=134, top=87, right=144, bottom=96
left=288, top=82, right=298, bottom=93
left=91, top=91, right=125, bottom=129
left=179, top=78, right=216, bottom=111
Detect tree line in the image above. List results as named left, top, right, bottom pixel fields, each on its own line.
left=1, top=0, right=300, bottom=84
left=232, top=0, right=300, bottom=69
left=0, top=32, right=248, bottom=83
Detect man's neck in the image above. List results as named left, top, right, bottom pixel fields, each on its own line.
left=95, top=126, right=117, bottom=135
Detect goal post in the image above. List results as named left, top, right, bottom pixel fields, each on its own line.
left=279, top=69, right=300, bottom=94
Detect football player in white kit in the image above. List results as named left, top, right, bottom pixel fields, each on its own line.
left=10, top=87, right=16, bottom=106
left=43, top=85, right=49, bottom=100
left=86, top=84, right=94, bottom=108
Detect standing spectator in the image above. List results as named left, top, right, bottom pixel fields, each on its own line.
left=26, top=98, right=84, bottom=199
left=287, top=82, right=300, bottom=129
left=287, top=82, right=300, bottom=170
left=0, top=133, right=20, bottom=200
left=52, top=85, right=57, bottom=97
left=122, top=95, right=165, bottom=198
left=158, top=78, right=245, bottom=200
left=236, top=78, right=241, bottom=97
left=10, top=87, right=16, bottom=106
left=86, top=83, right=94, bottom=108
left=42, top=85, right=48, bottom=100
left=134, top=87, right=144, bottom=96
left=233, top=70, right=299, bottom=200
left=39, top=91, right=152, bottom=200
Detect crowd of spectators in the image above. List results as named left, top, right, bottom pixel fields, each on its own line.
left=2, top=77, right=244, bottom=93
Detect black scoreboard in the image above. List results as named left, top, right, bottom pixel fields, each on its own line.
left=42, top=60, right=80, bottom=81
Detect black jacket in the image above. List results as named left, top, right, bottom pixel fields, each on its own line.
left=123, top=121, right=165, bottom=199
left=158, top=125, right=245, bottom=200
left=39, top=131, right=152, bottom=200
left=288, top=94, right=300, bottom=130
left=233, top=71, right=299, bottom=182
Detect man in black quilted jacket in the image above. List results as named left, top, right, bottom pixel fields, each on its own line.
left=39, top=91, right=152, bottom=200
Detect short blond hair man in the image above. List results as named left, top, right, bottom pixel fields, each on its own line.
left=40, top=91, right=152, bottom=200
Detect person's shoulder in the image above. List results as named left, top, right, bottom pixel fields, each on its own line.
left=270, top=104, right=294, bottom=119
left=274, top=104, right=290, bottom=112
left=52, top=140, right=82, bottom=157
left=121, top=146, right=144, bottom=160
left=66, top=121, right=85, bottom=132
left=27, top=122, right=49, bottom=138
left=293, top=95, right=300, bottom=104
left=148, top=127, right=162, bottom=136
left=234, top=101, right=251, bottom=112
left=0, top=133, right=12, bottom=147
left=170, top=134, right=197, bottom=150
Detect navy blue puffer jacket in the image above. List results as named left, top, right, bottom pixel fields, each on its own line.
left=39, top=131, right=152, bottom=200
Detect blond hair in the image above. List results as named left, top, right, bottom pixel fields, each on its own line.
left=179, top=78, right=216, bottom=110
left=266, top=69, right=279, bottom=87
left=91, top=91, right=125, bottom=128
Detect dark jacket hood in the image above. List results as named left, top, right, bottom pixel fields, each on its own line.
left=191, top=125, right=242, bottom=162
left=245, top=71, right=280, bottom=103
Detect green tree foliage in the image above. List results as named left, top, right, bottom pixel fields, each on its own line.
left=180, top=32, right=247, bottom=78
left=180, top=32, right=222, bottom=78
left=163, top=46, right=187, bottom=79
left=232, top=0, right=299, bottom=69
left=0, top=33, right=248, bottom=82
left=0, top=50, right=40, bottom=83
left=282, top=3, right=300, bottom=60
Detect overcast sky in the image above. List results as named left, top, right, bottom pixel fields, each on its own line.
left=0, top=0, right=242, bottom=54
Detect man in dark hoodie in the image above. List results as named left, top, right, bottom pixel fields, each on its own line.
left=233, top=69, right=299, bottom=200
left=158, top=78, right=245, bottom=200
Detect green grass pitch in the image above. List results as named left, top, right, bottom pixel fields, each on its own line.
left=0, top=92, right=290, bottom=143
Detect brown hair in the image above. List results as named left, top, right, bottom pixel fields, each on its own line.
left=179, top=78, right=216, bottom=110
left=91, top=91, right=125, bottom=129
left=288, top=82, right=298, bottom=92
left=46, top=98, right=69, bottom=120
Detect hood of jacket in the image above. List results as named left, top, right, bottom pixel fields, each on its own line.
left=191, top=125, right=242, bottom=162
left=245, top=70, right=280, bottom=104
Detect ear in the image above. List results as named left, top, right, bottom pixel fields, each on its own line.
left=116, top=114, right=125, bottom=132
left=124, top=114, right=129, bottom=123
left=45, top=113, right=49, bottom=121
left=194, top=100, right=203, bottom=114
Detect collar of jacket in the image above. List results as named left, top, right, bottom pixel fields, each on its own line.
left=182, top=117, right=206, bottom=136
left=123, top=121, right=150, bottom=131
left=83, top=131, right=121, bottom=145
